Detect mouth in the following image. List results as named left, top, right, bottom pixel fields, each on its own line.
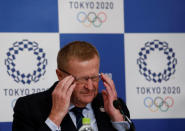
left=80, top=92, right=94, bottom=96
left=80, top=89, right=97, bottom=97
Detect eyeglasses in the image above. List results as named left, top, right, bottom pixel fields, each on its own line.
left=59, top=69, right=100, bottom=84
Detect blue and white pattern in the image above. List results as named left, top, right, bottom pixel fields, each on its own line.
left=0, top=0, right=185, bottom=131
left=4, top=40, right=48, bottom=84
left=137, top=40, right=177, bottom=83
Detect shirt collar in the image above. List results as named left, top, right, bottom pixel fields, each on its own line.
left=69, top=103, right=91, bottom=111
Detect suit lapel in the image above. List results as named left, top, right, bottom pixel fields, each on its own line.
left=92, top=94, right=108, bottom=131
left=92, top=94, right=117, bottom=131
left=60, top=114, right=77, bottom=131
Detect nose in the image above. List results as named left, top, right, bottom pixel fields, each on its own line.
left=85, top=78, right=94, bottom=90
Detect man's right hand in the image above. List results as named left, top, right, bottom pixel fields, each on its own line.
left=49, top=76, right=76, bottom=126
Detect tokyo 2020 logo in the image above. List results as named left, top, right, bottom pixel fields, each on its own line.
left=137, top=40, right=177, bottom=83
left=4, top=39, right=48, bottom=84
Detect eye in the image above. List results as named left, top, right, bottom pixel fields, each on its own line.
left=76, top=77, right=88, bottom=83
left=91, top=75, right=100, bottom=81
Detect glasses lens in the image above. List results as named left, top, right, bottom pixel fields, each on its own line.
left=91, top=75, right=100, bottom=81
left=75, top=74, right=100, bottom=84
left=75, top=78, right=86, bottom=84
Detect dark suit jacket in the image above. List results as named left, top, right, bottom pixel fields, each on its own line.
left=12, top=82, right=134, bottom=131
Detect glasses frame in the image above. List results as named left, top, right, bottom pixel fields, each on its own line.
left=59, top=68, right=101, bottom=84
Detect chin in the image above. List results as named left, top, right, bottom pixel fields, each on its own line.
left=81, top=95, right=95, bottom=104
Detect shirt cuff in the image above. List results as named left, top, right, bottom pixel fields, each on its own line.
left=111, top=121, right=130, bottom=131
left=45, top=118, right=61, bottom=131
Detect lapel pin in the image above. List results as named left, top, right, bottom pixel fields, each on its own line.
left=99, top=107, right=105, bottom=112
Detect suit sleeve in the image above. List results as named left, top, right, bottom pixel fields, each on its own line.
left=118, top=98, right=135, bottom=131
left=12, top=97, right=51, bottom=131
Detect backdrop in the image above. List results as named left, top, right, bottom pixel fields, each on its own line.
left=0, top=0, right=185, bottom=131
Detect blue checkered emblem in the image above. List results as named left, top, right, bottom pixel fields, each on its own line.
left=4, top=39, right=48, bottom=84
left=137, top=40, right=177, bottom=83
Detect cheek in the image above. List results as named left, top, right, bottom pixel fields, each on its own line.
left=94, top=83, right=99, bottom=90
left=72, top=85, right=82, bottom=95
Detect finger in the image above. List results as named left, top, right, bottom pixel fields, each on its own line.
left=103, top=81, right=113, bottom=97
left=101, top=73, right=117, bottom=96
left=66, top=83, right=76, bottom=97
left=101, top=73, right=114, bottom=88
left=62, top=76, right=75, bottom=93
left=102, top=90, right=108, bottom=98
left=52, top=76, right=72, bottom=98
left=102, top=90, right=108, bottom=104
left=55, top=76, right=73, bottom=92
left=103, top=82, right=117, bottom=101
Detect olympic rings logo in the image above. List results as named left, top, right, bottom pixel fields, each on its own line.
left=76, top=11, right=107, bottom=28
left=144, top=96, right=174, bottom=112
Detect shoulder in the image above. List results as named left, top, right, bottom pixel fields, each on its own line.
left=15, top=89, right=49, bottom=107
left=92, top=93, right=130, bottom=117
left=13, top=88, right=51, bottom=118
left=13, top=82, right=58, bottom=115
left=15, top=81, right=57, bottom=107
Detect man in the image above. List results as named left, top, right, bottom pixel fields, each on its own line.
left=12, top=41, right=134, bottom=131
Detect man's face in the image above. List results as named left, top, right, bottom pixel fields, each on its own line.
left=67, top=56, right=100, bottom=107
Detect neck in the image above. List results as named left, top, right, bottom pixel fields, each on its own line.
left=71, top=99, right=88, bottom=108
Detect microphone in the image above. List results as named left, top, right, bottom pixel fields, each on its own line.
left=113, top=100, right=124, bottom=115
left=113, top=100, right=135, bottom=131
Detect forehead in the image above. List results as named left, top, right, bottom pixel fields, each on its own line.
left=67, top=56, right=100, bottom=75
left=68, top=55, right=99, bottom=66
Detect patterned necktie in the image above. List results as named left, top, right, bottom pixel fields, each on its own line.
left=71, top=107, right=85, bottom=130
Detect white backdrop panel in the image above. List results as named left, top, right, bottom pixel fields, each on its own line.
left=0, top=33, right=59, bottom=121
left=125, top=33, right=185, bottom=119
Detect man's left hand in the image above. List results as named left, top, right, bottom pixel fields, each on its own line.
left=101, top=73, right=124, bottom=122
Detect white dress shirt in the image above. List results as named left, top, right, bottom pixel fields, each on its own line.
left=45, top=103, right=130, bottom=131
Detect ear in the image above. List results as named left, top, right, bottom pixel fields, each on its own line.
left=56, top=69, right=63, bottom=81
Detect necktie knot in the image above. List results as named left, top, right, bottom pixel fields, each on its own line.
left=71, top=107, right=85, bottom=115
